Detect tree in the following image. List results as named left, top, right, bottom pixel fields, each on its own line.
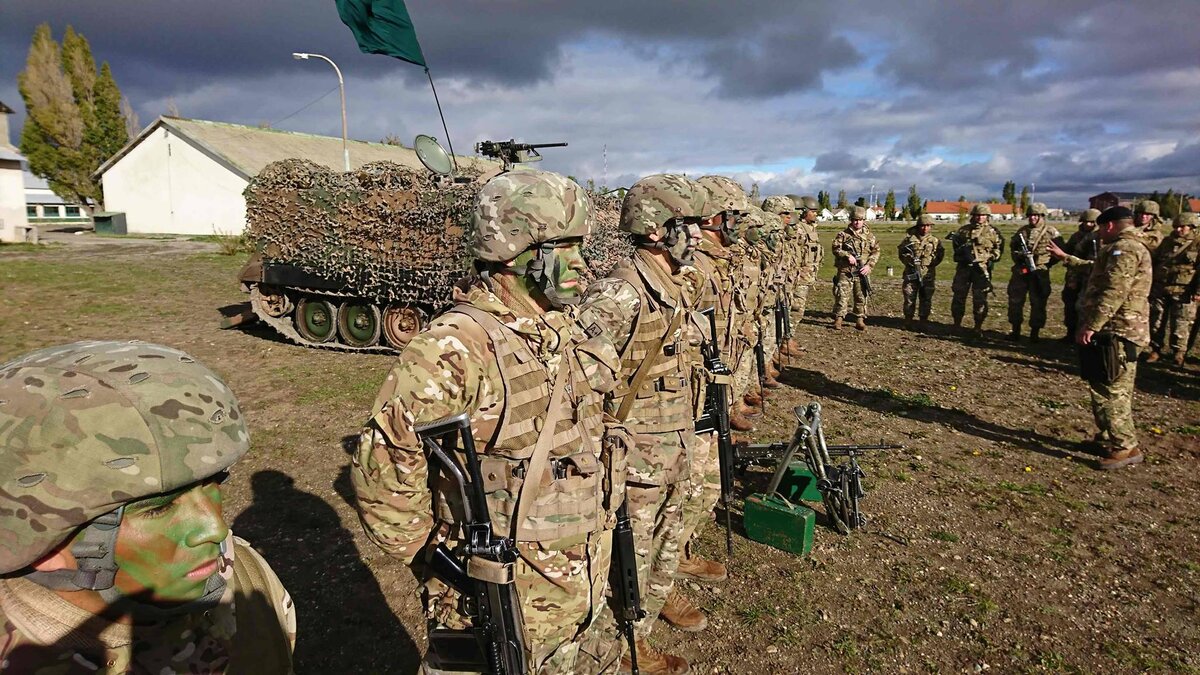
left=906, top=184, right=922, bottom=217
left=836, top=189, right=847, bottom=209
left=120, top=95, right=140, bottom=138
left=958, top=194, right=966, bottom=203
left=884, top=189, right=896, bottom=219
left=750, top=183, right=760, bottom=202
left=958, top=204, right=969, bottom=224
left=1019, top=185, right=1031, bottom=214
left=854, top=196, right=866, bottom=207
left=900, top=206, right=911, bottom=220
left=18, top=24, right=129, bottom=215
left=818, top=190, right=832, bottom=211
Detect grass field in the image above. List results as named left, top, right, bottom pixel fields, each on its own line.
left=3, top=232, right=1197, bottom=674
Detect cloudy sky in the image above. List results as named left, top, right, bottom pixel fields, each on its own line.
left=3, top=1, right=1199, bottom=208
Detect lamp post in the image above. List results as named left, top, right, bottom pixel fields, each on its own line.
left=293, top=52, right=349, bottom=171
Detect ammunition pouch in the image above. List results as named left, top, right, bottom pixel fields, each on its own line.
left=1078, top=333, right=1136, bottom=385
left=600, top=417, right=633, bottom=518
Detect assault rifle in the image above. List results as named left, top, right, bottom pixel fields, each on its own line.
left=900, top=241, right=924, bottom=288
left=415, top=413, right=526, bottom=675
left=1015, top=232, right=1051, bottom=296
left=610, top=502, right=644, bottom=675
left=734, top=440, right=904, bottom=471
left=773, top=295, right=792, bottom=348
left=947, top=232, right=993, bottom=294
left=695, top=308, right=736, bottom=557
left=743, top=403, right=902, bottom=534
left=475, top=139, right=568, bottom=171
left=753, top=335, right=768, bottom=415
left=854, top=264, right=874, bottom=297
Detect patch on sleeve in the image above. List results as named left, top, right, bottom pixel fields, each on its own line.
left=1111, top=250, right=1122, bottom=256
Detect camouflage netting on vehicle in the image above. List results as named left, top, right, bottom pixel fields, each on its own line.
left=583, top=190, right=635, bottom=279
left=244, top=159, right=483, bottom=305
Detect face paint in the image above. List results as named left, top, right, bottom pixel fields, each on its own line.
left=665, top=220, right=701, bottom=266
left=113, top=479, right=229, bottom=603
left=545, top=242, right=587, bottom=304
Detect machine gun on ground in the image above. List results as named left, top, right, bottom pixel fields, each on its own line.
left=475, top=140, right=568, bottom=171
left=415, top=413, right=526, bottom=675
left=695, top=308, right=736, bottom=558
left=947, top=232, right=993, bottom=294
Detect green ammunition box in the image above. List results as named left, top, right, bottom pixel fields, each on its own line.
left=743, top=492, right=815, bottom=556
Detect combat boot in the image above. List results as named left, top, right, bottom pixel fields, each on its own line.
left=763, top=372, right=782, bottom=389
left=1173, top=353, right=1186, bottom=367
left=729, top=410, right=756, bottom=432
left=767, top=361, right=781, bottom=379
left=1006, top=325, right=1021, bottom=341
left=1145, top=351, right=1160, bottom=363
left=785, top=338, right=804, bottom=354
left=1098, top=446, right=1144, bottom=470
left=1029, top=327, right=1040, bottom=342
left=832, top=317, right=844, bottom=330
left=855, top=317, right=866, bottom=331
left=660, top=590, right=708, bottom=632
left=620, top=638, right=690, bottom=675
left=735, top=399, right=760, bottom=418
left=973, top=320, right=985, bottom=337
left=676, top=555, right=728, bottom=583
left=742, top=391, right=763, bottom=408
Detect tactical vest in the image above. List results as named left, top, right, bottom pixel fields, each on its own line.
left=438, top=305, right=610, bottom=544
left=693, top=245, right=737, bottom=357
left=609, top=260, right=695, bottom=435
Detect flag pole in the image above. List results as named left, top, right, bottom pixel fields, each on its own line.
left=425, top=67, right=458, bottom=172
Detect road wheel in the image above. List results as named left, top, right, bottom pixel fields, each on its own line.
left=294, top=297, right=338, bottom=343
left=382, top=304, right=425, bottom=349
left=338, top=302, right=382, bottom=348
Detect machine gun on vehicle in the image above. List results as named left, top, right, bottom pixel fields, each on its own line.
left=946, top=232, right=993, bottom=294
left=695, top=308, right=736, bottom=557
left=415, top=413, right=527, bottom=675
left=475, top=139, right=568, bottom=171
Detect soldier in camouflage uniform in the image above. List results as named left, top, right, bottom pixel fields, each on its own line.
left=758, top=211, right=786, bottom=386
left=1077, top=206, right=1153, bottom=470
left=1135, top=200, right=1166, bottom=250
left=0, top=341, right=296, bottom=674
left=1061, top=209, right=1101, bottom=342
left=789, top=195, right=824, bottom=324
left=1146, top=212, right=1199, bottom=366
left=831, top=206, right=881, bottom=330
left=1006, top=203, right=1066, bottom=341
left=353, top=170, right=635, bottom=675
left=582, top=173, right=707, bottom=674
left=950, top=204, right=1005, bottom=335
left=762, top=196, right=803, bottom=356
left=730, top=207, right=772, bottom=422
left=898, top=214, right=945, bottom=324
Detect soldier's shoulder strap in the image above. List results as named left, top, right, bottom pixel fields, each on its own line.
left=614, top=308, right=686, bottom=424
left=229, top=538, right=296, bottom=673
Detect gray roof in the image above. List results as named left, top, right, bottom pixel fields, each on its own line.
left=95, top=116, right=494, bottom=180
left=0, top=101, right=14, bottom=115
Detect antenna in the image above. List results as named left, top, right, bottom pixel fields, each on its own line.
left=603, top=143, right=608, bottom=190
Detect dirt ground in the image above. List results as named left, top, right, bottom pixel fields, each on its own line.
left=2, top=229, right=1198, bottom=674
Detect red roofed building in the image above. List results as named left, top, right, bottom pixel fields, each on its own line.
left=923, top=201, right=1016, bottom=221
left=1189, top=198, right=1200, bottom=213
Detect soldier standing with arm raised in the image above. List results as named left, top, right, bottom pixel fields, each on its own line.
left=1007, top=203, right=1066, bottom=342
left=898, top=214, right=945, bottom=326
left=352, top=170, right=635, bottom=674
left=831, top=205, right=880, bottom=331
left=1061, top=209, right=1101, bottom=342
left=950, top=203, right=1005, bottom=336
left=1076, top=206, right=1153, bottom=470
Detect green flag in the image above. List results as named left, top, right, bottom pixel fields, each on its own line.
left=335, top=0, right=427, bottom=67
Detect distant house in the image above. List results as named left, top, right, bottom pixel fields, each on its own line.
left=94, top=116, right=491, bottom=236
left=1088, top=191, right=1146, bottom=211
left=0, top=100, right=32, bottom=243
left=1190, top=198, right=1200, bottom=213
left=923, top=201, right=1016, bottom=222
left=24, top=170, right=90, bottom=225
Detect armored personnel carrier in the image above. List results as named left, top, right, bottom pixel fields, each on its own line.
left=236, top=136, right=627, bottom=352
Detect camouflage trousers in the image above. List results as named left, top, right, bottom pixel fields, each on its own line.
left=1149, top=294, right=1196, bottom=355
left=679, top=432, right=720, bottom=558
left=626, top=432, right=690, bottom=640
left=902, top=275, right=936, bottom=321
left=1007, top=269, right=1052, bottom=329
left=832, top=272, right=868, bottom=320
left=423, top=531, right=617, bottom=675
left=951, top=265, right=992, bottom=325
left=790, top=282, right=812, bottom=321
left=1087, top=349, right=1138, bottom=452
left=1062, top=284, right=1082, bottom=338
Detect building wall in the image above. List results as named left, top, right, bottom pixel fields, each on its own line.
left=101, top=126, right=248, bottom=235
left=0, top=159, right=29, bottom=242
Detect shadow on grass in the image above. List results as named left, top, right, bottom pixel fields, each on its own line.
left=233, top=469, right=421, bottom=674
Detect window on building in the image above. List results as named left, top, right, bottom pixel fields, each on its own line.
left=65, top=206, right=81, bottom=217
left=27, top=206, right=37, bottom=218
left=46, top=206, right=62, bottom=218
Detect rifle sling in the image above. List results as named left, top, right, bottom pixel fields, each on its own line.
left=615, top=308, right=686, bottom=424
left=512, top=356, right=572, bottom=541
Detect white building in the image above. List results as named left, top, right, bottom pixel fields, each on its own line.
left=95, top=116, right=489, bottom=236
left=0, top=101, right=33, bottom=243
left=25, top=170, right=90, bottom=225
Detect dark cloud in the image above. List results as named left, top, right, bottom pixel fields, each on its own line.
left=813, top=151, right=867, bottom=173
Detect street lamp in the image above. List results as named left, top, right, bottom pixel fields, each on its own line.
left=293, top=52, right=349, bottom=171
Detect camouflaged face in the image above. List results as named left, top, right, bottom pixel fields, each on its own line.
left=1027, top=202, right=1048, bottom=217
left=472, top=169, right=593, bottom=263
left=0, top=341, right=249, bottom=573
left=620, top=174, right=704, bottom=236
left=761, top=196, right=794, bottom=216
left=970, top=203, right=992, bottom=216
left=1082, top=208, right=1102, bottom=223
left=1135, top=200, right=1159, bottom=216
left=697, top=175, right=748, bottom=213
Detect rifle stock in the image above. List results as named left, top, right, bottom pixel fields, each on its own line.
left=611, top=502, right=644, bottom=674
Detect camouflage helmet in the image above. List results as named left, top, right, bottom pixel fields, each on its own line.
left=0, top=341, right=249, bottom=576
left=849, top=205, right=868, bottom=220
left=697, top=175, right=748, bottom=214
left=620, top=174, right=706, bottom=237
left=1135, top=200, right=1160, bottom=216
left=762, top=210, right=784, bottom=234
left=796, top=195, right=819, bottom=211
left=917, top=214, right=936, bottom=226
left=472, top=169, right=592, bottom=263
left=970, top=203, right=992, bottom=217
left=739, top=206, right=766, bottom=243
left=1026, top=202, right=1049, bottom=217
left=1174, top=212, right=1198, bottom=228
left=761, top=196, right=794, bottom=216
left=1081, top=208, right=1101, bottom=223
